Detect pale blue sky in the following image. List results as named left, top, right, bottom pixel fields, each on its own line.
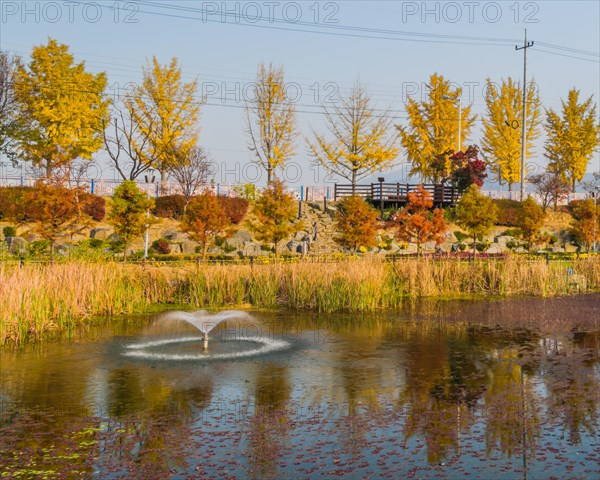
left=1, top=0, right=599, bottom=187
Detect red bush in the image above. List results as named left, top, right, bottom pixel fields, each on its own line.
left=154, top=195, right=186, bottom=220
left=81, top=193, right=106, bottom=221
left=218, top=196, right=249, bottom=224
left=151, top=238, right=171, bottom=254
left=492, top=199, right=520, bottom=226
left=0, top=187, right=34, bottom=221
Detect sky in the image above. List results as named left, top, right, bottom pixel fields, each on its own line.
left=1, top=0, right=599, bottom=189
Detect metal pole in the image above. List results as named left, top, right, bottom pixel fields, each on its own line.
left=143, top=210, right=150, bottom=259
left=516, top=29, right=534, bottom=202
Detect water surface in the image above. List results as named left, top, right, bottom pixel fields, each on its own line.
left=1, top=295, right=599, bottom=479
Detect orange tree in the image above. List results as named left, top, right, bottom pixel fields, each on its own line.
left=454, top=184, right=497, bottom=255
left=26, top=181, right=93, bottom=260
left=516, top=196, right=546, bottom=250
left=569, top=198, right=599, bottom=251
left=335, top=195, right=379, bottom=252
left=180, top=191, right=229, bottom=261
left=388, top=185, right=447, bottom=255
left=248, top=179, right=303, bottom=257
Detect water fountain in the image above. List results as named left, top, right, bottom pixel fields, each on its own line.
left=123, top=310, right=291, bottom=361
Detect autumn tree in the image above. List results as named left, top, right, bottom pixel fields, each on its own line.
left=129, top=57, right=199, bottom=188
left=528, top=172, right=570, bottom=211
left=398, top=73, right=475, bottom=182
left=107, top=180, right=154, bottom=259
left=0, top=50, right=19, bottom=160
left=481, top=77, right=542, bottom=190
left=570, top=198, right=599, bottom=251
left=545, top=89, right=600, bottom=190
left=170, top=146, right=212, bottom=210
left=516, top=196, right=546, bottom=250
left=246, top=63, right=296, bottom=184
left=308, top=82, right=399, bottom=192
left=248, top=179, right=303, bottom=256
left=180, top=191, right=229, bottom=261
left=432, top=145, right=487, bottom=194
left=26, top=181, right=93, bottom=260
left=388, top=185, right=447, bottom=255
left=13, top=39, right=109, bottom=177
left=455, top=185, right=498, bottom=255
left=334, top=196, right=379, bottom=252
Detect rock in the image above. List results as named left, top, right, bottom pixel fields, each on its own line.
left=308, top=202, right=322, bottom=211
left=293, top=231, right=307, bottom=241
left=24, top=232, right=40, bottom=242
left=486, top=245, right=502, bottom=254
left=231, top=229, right=252, bottom=243
left=552, top=247, right=565, bottom=253
left=180, top=241, right=197, bottom=255
left=6, top=237, right=27, bottom=254
left=388, top=243, right=400, bottom=253
left=90, top=228, right=112, bottom=240
left=495, top=235, right=512, bottom=245
left=423, top=241, right=437, bottom=251
left=286, top=240, right=302, bottom=253
left=108, top=233, right=122, bottom=243
left=162, top=229, right=188, bottom=242
left=565, top=244, right=578, bottom=253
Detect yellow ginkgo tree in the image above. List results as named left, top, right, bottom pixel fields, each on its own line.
left=397, top=73, right=475, bottom=183
left=308, top=82, right=399, bottom=193
left=246, top=63, right=297, bottom=184
left=544, top=89, right=599, bottom=190
left=481, top=77, right=542, bottom=191
left=128, top=56, right=199, bottom=189
left=13, top=38, right=109, bottom=178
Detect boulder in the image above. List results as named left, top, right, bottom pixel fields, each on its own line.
left=495, top=235, right=512, bottom=245
left=180, top=241, right=197, bottom=255
left=162, top=229, right=188, bottom=242
left=565, top=244, right=578, bottom=253
left=90, top=228, right=112, bottom=240
left=6, top=237, right=27, bottom=254
left=231, top=229, right=252, bottom=243
left=286, top=240, right=302, bottom=253
left=486, top=245, right=502, bottom=254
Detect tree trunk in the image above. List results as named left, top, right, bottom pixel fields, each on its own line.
left=473, top=235, right=477, bottom=256
left=351, top=170, right=357, bottom=195
left=267, top=167, right=273, bottom=185
left=202, top=242, right=208, bottom=262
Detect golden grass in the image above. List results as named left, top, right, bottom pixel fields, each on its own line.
left=1, top=256, right=599, bottom=345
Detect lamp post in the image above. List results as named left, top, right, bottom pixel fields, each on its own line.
left=442, top=94, right=462, bottom=152
left=378, top=177, right=385, bottom=220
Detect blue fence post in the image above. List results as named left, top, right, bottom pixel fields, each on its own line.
left=217, top=183, right=220, bottom=196
left=90, top=179, right=95, bottom=194
left=326, top=186, right=330, bottom=200
left=155, top=182, right=159, bottom=198
left=300, top=185, right=304, bottom=202
left=20, top=175, right=24, bottom=187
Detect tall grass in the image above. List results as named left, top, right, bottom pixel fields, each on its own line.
left=1, top=257, right=599, bottom=345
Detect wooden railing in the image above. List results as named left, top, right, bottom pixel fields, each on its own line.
left=334, top=183, right=460, bottom=205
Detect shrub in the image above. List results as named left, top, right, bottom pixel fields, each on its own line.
left=151, top=238, right=171, bottom=254
left=454, top=230, right=469, bottom=242
left=493, top=199, right=521, bottom=226
left=81, top=193, right=106, bottom=221
left=88, top=238, right=105, bottom=249
left=0, top=187, right=33, bottom=221
left=218, top=196, right=249, bottom=224
left=154, top=195, right=186, bottom=219
left=27, top=239, right=51, bottom=257
left=3, top=226, right=17, bottom=238
left=335, top=196, right=379, bottom=252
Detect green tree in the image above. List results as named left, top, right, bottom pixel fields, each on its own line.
left=246, top=63, right=297, bottom=184
left=545, top=89, right=600, bottom=190
left=335, top=196, right=379, bottom=252
left=107, top=181, right=154, bottom=259
left=13, top=39, right=109, bottom=177
left=455, top=185, right=498, bottom=254
left=308, top=82, right=399, bottom=193
left=248, top=179, right=303, bottom=256
left=397, top=73, right=475, bottom=182
left=180, top=191, right=229, bottom=261
left=516, top=196, right=546, bottom=250
left=481, top=77, right=542, bottom=190
left=388, top=185, right=447, bottom=255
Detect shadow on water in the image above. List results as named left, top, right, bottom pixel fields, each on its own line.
left=1, top=295, right=599, bottom=479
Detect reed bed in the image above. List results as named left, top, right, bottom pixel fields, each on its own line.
left=1, top=257, right=599, bottom=345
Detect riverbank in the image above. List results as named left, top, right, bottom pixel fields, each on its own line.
left=1, top=257, right=599, bottom=345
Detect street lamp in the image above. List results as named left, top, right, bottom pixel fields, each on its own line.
left=442, top=94, right=462, bottom=152
left=378, top=177, right=385, bottom=220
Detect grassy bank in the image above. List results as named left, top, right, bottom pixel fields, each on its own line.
left=1, top=257, right=599, bottom=345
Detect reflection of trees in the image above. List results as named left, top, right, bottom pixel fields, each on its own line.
left=99, top=365, right=212, bottom=478
left=541, top=335, right=599, bottom=444
left=246, top=363, right=291, bottom=480
left=399, top=323, right=489, bottom=464
left=483, top=348, right=541, bottom=461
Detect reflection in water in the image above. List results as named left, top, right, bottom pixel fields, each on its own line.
left=1, top=295, right=599, bottom=478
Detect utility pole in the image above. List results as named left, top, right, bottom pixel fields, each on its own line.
left=516, top=29, right=534, bottom=202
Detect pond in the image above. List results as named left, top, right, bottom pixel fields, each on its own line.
left=1, top=294, right=599, bottom=479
